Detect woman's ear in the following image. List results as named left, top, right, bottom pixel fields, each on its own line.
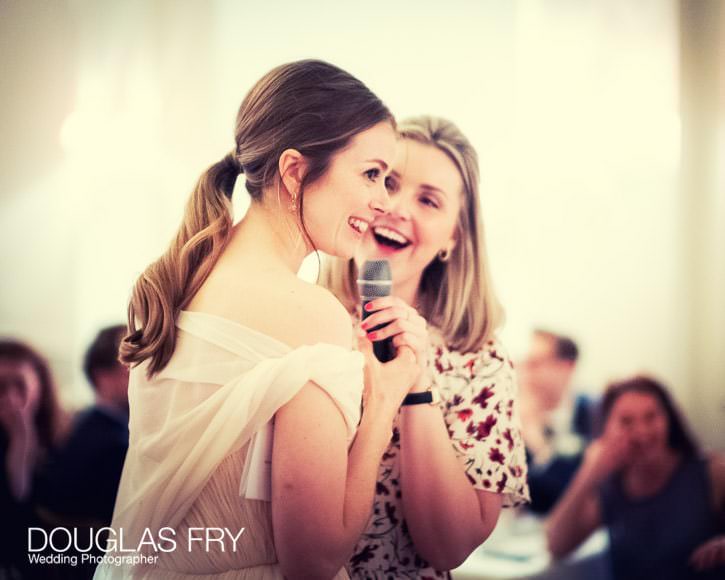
left=278, top=149, right=307, bottom=198
left=444, top=228, right=458, bottom=256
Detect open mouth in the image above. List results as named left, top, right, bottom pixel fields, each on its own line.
left=372, top=226, right=411, bottom=250
left=348, top=217, right=369, bottom=235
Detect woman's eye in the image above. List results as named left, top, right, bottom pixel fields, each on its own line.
left=384, top=175, right=398, bottom=192
left=420, top=196, right=439, bottom=209
left=365, top=168, right=380, bottom=181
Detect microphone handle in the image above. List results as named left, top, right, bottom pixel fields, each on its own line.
left=361, top=299, right=396, bottom=362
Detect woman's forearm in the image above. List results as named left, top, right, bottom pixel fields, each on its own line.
left=545, top=466, right=600, bottom=558
left=399, top=405, right=495, bottom=570
left=273, top=398, right=392, bottom=580
left=341, top=408, right=396, bottom=533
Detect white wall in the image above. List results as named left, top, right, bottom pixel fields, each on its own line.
left=1, top=0, right=722, bottom=446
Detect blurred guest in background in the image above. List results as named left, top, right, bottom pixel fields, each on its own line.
left=0, top=339, right=67, bottom=578
left=546, top=375, right=725, bottom=580
left=29, top=325, right=128, bottom=580
left=518, top=329, right=595, bottom=513
left=37, top=324, right=129, bottom=526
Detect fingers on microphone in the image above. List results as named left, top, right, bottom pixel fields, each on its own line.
left=356, top=332, right=375, bottom=358
left=369, top=318, right=424, bottom=342
left=364, top=296, right=397, bottom=312
left=392, top=332, right=418, bottom=350
left=361, top=306, right=406, bottom=329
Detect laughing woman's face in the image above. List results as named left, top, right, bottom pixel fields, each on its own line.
left=358, top=138, right=463, bottom=296
left=302, top=121, right=396, bottom=260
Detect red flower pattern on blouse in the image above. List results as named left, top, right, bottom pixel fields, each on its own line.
left=489, top=446, right=506, bottom=465
left=472, top=385, right=495, bottom=409
left=349, top=330, right=529, bottom=579
left=456, top=409, right=473, bottom=422
left=466, top=414, right=498, bottom=441
left=503, top=428, right=515, bottom=451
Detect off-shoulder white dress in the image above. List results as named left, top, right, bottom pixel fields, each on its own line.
left=94, top=311, right=364, bottom=579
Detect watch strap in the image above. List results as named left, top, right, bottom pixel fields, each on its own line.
left=401, top=388, right=440, bottom=406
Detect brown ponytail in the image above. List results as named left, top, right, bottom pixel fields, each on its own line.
left=120, top=153, right=238, bottom=375
left=120, top=59, right=393, bottom=375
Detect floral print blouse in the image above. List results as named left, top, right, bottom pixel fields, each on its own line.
left=348, top=330, right=530, bottom=579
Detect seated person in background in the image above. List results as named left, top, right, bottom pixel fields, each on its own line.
left=0, top=339, right=67, bottom=579
left=37, top=325, right=129, bottom=526
left=546, top=375, right=725, bottom=580
left=518, top=329, right=595, bottom=513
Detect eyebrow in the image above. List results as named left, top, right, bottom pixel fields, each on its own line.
left=366, top=159, right=389, bottom=171
left=388, top=172, right=451, bottom=199
left=420, top=183, right=448, bottom=198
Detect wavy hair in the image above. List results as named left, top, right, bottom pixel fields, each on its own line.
left=121, top=60, right=393, bottom=375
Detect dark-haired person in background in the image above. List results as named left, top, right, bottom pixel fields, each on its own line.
left=518, top=329, right=596, bottom=514
left=37, top=324, right=129, bottom=527
left=546, top=375, right=725, bottom=579
left=0, top=339, right=67, bottom=579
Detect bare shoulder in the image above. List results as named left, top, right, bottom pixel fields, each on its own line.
left=283, top=281, right=354, bottom=349
left=188, top=262, right=353, bottom=349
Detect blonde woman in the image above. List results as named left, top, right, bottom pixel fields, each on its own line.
left=322, top=116, right=530, bottom=578
left=94, top=61, right=420, bottom=580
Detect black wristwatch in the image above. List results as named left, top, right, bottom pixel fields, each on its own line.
left=401, top=388, right=440, bottom=406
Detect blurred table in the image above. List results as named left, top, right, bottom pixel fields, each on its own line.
left=452, top=510, right=611, bottom=580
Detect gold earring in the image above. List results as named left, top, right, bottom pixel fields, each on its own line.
left=289, top=193, right=298, bottom=213
left=438, top=248, right=451, bottom=262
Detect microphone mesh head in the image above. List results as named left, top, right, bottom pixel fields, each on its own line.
left=357, top=260, right=392, bottom=298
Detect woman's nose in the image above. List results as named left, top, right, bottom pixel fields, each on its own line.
left=369, top=185, right=391, bottom=214
left=369, top=198, right=387, bottom=214
left=387, top=196, right=412, bottom=220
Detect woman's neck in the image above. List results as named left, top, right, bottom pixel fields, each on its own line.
left=624, top=448, right=681, bottom=497
left=227, top=201, right=309, bottom=274
left=392, top=274, right=423, bottom=308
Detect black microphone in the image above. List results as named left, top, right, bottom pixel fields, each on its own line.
left=357, top=260, right=395, bottom=362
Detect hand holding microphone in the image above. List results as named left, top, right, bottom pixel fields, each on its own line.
left=356, top=261, right=431, bottom=412
left=357, top=260, right=396, bottom=362
left=358, top=260, right=430, bottom=371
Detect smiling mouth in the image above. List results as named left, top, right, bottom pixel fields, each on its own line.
left=372, top=226, right=411, bottom=250
left=348, top=217, right=369, bottom=235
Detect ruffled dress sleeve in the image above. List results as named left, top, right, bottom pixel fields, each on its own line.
left=107, top=311, right=364, bottom=550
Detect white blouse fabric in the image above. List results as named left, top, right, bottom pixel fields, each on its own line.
left=94, top=311, right=364, bottom=580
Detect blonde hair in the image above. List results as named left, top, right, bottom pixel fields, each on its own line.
left=121, top=60, right=393, bottom=375
left=321, top=116, right=503, bottom=353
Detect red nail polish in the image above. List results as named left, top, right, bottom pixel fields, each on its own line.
left=360, top=322, right=369, bottom=330
left=365, top=303, right=374, bottom=311
left=367, top=332, right=377, bottom=340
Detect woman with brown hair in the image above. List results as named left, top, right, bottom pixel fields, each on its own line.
left=94, top=60, right=420, bottom=579
left=0, top=339, right=66, bottom=577
left=546, top=375, right=725, bottom=579
left=322, top=116, right=529, bottom=578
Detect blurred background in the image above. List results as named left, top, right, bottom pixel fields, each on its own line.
left=1, top=0, right=723, bottom=453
